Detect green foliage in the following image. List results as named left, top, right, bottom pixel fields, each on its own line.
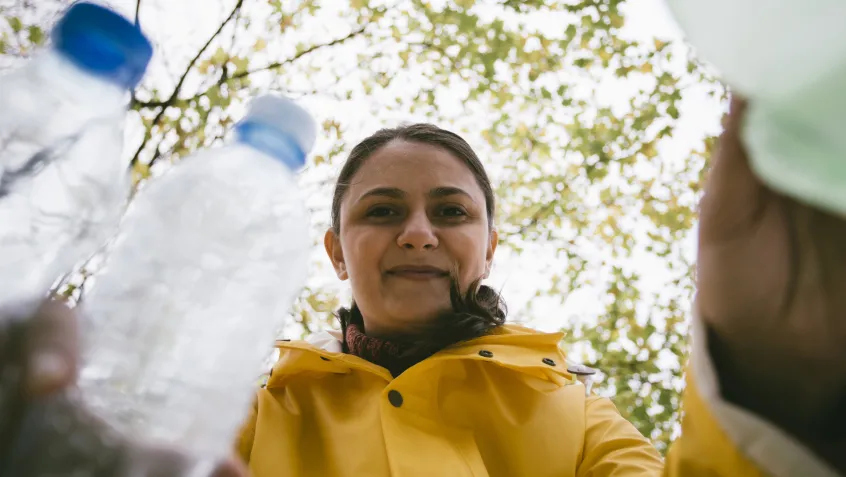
left=1, top=0, right=725, bottom=451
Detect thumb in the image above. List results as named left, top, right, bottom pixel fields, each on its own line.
left=211, top=457, right=248, bottom=477
left=24, top=300, right=79, bottom=397
left=698, top=96, right=770, bottom=243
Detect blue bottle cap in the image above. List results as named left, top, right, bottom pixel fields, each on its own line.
left=52, top=2, right=153, bottom=90
left=235, top=95, right=317, bottom=170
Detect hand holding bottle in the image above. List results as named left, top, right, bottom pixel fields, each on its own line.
left=0, top=300, right=247, bottom=477
left=696, top=97, right=846, bottom=472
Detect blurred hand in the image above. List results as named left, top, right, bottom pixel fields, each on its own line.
left=0, top=300, right=247, bottom=477
left=696, top=97, right=846, bottom=468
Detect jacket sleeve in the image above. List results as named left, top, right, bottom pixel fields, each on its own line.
left=664, top=314, right=840, bottom=477
left=577, top=395, right=664, bottom=476
left=233, top=391, right=260, bottom=464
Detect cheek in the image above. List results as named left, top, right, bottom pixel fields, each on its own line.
left=342, top=228, right=386, bottom=277
left=446, top=228, right=490, bottom=278
left=342, top=229, right=392, bottom=313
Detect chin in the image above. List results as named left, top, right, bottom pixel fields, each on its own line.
left=386, top=298, right=451, bottom=325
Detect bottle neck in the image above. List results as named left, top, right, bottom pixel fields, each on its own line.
left=41, top=50, right=128, bottom=110
left=234, top=121, right=305, bottom=171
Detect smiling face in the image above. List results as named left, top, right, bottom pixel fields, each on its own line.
left=324, top=139, right=498, bottom=338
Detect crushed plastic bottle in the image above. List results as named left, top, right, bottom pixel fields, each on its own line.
left=0, top=2, right=153, bottom=305
left=667, top=0, right=846, bottom=214
left=79, top=94, right=315, bottom=463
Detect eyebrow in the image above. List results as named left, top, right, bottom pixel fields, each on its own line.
left=357, top=186, right=474, bottom=202
left=358, top=187, right=405, bottom=201
left=429, top=186, right=473, bottom=200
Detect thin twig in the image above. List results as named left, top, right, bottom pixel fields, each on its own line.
left=129, top=0, right=245, bottom=168
left=133, top=25, right=369, bottom=110
left=134, top=0, right=142, bottom=26
left=130, top=0, right=143, bottom=104
left=231, top=25, right=367, bottom=81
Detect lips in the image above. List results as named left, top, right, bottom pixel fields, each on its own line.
left=385, top=265, right=450, bottom=281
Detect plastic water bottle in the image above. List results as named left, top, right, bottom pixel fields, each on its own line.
left=79, top=95, right=315, bottom=464
left=0, top=2, right=152, bottom=306
left=666, top=0, right=846, bottom=214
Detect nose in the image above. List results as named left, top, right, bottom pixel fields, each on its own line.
left=397, top=210, right=438, bottom=250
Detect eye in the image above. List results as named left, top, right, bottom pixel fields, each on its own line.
left=439, top=205, right=468, bottom=218
left=366, top=206, right=398, bottom=218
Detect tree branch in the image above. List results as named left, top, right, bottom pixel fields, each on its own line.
left=134, top=0, right=142, bottom=26
left=130, top=0, right=143, bottom=104
left=233, top=25, right=368, bottom=81
left=129, top=0, right=244, bottom=168
left=134, top=24, right=369, bottom=110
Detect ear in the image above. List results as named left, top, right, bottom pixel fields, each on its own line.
left=484, top=228, right=498, bottom=278
left=324, top=228, right=348, bottom=281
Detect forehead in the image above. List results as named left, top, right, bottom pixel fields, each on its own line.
left=345, top=140, right=485, bottom=202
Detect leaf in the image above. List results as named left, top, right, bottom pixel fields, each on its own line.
left=6, top=16, right=22, bottom=33
left=609, top=13, right=625, bottom=29
left=207, top=87, right=222, bottom=107
left=667, top=104, right=680, bottom=119
left=27, top=25, right=44, bottom=45
left=211, top=47, right=228, bottom=65
left=197, top=60, right=212, bottom=75
left=131, top=161, right=151, bottom=184
left=230, top=56, right=249, bottom=74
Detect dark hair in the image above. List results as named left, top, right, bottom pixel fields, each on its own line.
left=331, top=123, right=506, bottom=354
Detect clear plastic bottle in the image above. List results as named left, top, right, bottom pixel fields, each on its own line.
left=79, top=95, right=315, bottom=462
left=0, top=2, right=153, bottom=305
left=666, top=0, right=846, bottom=214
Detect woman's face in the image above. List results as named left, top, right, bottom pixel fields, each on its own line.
left=324, top=140, right=497, bottom=338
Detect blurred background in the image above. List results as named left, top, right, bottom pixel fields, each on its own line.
left=0, top=0, right=726, bottom=452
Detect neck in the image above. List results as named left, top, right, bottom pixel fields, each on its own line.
left=344, top=317, right=427, bottom=377
left=358, top=320, right=430, bottom=342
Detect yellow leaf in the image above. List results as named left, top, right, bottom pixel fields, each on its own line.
left=211, top=47, right=227, bottom=65
left=609, top=13, right=624, bottom=29
left=131, top=162, right=151, bottom=184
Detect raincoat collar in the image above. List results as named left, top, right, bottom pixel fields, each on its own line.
left=267, top=325, right=583, bottom=388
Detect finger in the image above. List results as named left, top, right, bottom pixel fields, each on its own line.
left=211, top=457, right=248, bottom=477
left=23, top=300, right=78, bottom=397
left=120, top=442, right=195, bottom=477
left=122, top=445, right=249, bottom=477
left=698, top=95, right=770, bottom=243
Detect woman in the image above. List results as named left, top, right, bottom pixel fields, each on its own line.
left=2, top=99, right=845, bottom=476
left=234, top=124, right=664, bottom=475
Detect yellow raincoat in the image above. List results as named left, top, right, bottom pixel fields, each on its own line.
left=236, top=324, right=662, bottom=476
left=237, top=321, right=840, bottom=476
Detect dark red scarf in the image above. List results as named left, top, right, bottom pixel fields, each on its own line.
left=344, top=321, right=424, bottom=377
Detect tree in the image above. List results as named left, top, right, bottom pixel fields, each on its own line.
left=1, top=0, right=725, bottom=452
